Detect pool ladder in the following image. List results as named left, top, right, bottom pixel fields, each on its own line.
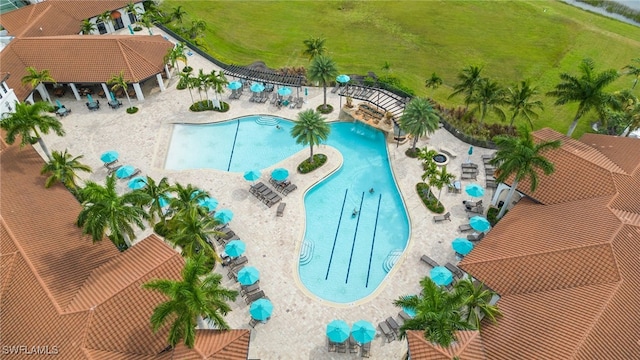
left=255, top=116, right=280, bottom=126
left=382, top=249, right=403, bottom=273
left=299, top=240, right=315, bottom=265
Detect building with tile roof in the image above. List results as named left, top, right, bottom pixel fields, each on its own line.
left=0, top=142, right=250, bottom=359
left=407, top=330, right=487, bottom=359
left=454, top=129, right=640, bottom=359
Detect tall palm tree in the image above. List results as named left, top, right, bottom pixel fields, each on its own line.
left=546, top=58, right=619, bottom=136
left=80, top=19, right=96, bottom=35
left=490, top=130, right=561, bottom=219
left=454, top=277, right=502, bottom=330
left=98, top=11, right=113, bottom=32
left=188, top=19, right=207, bottom=39
left=608, top=90, right=640, bottom=136
left=125, top=2, right=139, bottom=24
left=108, top=71, right=134, bottom=110
left=291, top=109, right=330, bottom=163
left=171, top=5, right=187, bottom=26
left=178, top=71, right=195, bottom=104
left=393, top=277, right=472, bottom=346
left=0, top=101, right=64, bottom=160
left=307, top=55, right=338, bottom=111
left=623, top=58, right=640, bottom=89
left=140, top=11, right=154, bottom=35
left=431, top=166, right=455, bottom=203
left=143, top=254, right=238, bottom=349
left=449, top=65, right=483, bottom=109
left=165, top=206, right=221, bottom=261
left=425, top=72, right=443, bottom=92
left=196, top=69, right=210, bottom=105
left=399, top=97, right=440, bottom=151
left=468, top=78, right=507, bottom=127
left=168, top=183, right=208, bottom=215
left=21, top=66, right=56, bottom=103
left=302, top=36, right=327, bottom=61
left=165, top=43, right=187, bottom=75
left=40, top=150, right=91, bottom=192
left=506, top=80, right=544, bottom=128
left=77, top=174, right=149, bottom=250
left=208, top=70, right=228, bottom=104
left=135, top=176, right=171, bottom=226
left=418, top=148, right=439, bottom=200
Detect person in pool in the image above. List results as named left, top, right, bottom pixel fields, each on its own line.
left=352, top=208, right=359, bottom=217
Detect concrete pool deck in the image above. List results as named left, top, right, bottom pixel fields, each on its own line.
left=39, top=27, right=497, bottom=359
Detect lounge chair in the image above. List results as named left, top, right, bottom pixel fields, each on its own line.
left=327, top=338, right=336, bottom=352
left=249, top=318, right=260, bottom=328
left=386, top=317, right=400, bottom=337
left=281, top=183, right=297, bottom=195
left=466, top=206, right=485, bottom=215
left=433, top=212, right=451, bottom=222
left=295, top=97, right=303, bottom=109
left=227, top=264, right=245, bottom=280
left=266, top=194, right=282, bottom=208
left=241, top=283, right=261, bottom=297
left=336, top=341, right=347, bottom=353
left=461, top=172, right=477, bottom=180
left=378, top=321, right=395, bottom=342
left=467, top=232, right=485, bottom=242
left=462, top=167, right=478, bottom=174
left=276, top=202, right=286, bottom=217
left=445, top=262, right=465, bottom=279
left=228, top=255, right=247, bottom=268
left=458, top=224, right=473, bottom=232
left=103, top=159, right=118, bottom=169
left=331, top=84, right=340, bottom=93
left=398, top=311, right=412, bottom=322
left=360, top=341, right=370, bottom=358
left=245, top=290, right=266, bottom=304
left=420, top=255, right=439, bottom=268
left=462, top=163, right=478, bottom=169
left=464, top=200, right=483, bottom=208
left=107, top=164, right=122, bottom=175
left=121, top=168, right=141, bottom=180
left=348, top=335, right=359, bottom=353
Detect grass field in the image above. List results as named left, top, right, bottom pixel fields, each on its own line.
left=161, top=1, right=640, bottom=137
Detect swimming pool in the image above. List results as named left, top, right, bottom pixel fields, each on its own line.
left=165, top=116, right=410, bottom=303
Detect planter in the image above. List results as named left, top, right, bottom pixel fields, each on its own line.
left=126, top=107, right=139, bottom=114
left=297, top=154, right=327, bottom=174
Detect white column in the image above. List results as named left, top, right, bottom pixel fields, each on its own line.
left=164, top=64, right=171, bottom=79
left=69, top=83, right=81, bottom=101
left=156, top=74, right=166, bottom=92
left=133, top=83, right=144, bottom=102
left=36, top=83, right=50, bottom=102
left=101, top=83, right=111, bottom=98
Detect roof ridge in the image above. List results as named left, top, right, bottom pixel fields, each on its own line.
left=118, top=38, right=164, bottom=82
left=78, top=305, right=97, bottom=357
left=116, top=38, right=138, bottom=82
left=207, top=330, right=252, bottom=357
left=558, top=138, right=627, bottom=176
left=0, top=251, right=18, bottom=295
left=16, top=4, right=53, bottom=37
left=608, top=208, right=640, bottom=226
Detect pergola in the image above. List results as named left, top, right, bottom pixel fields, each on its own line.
left=222, top=64, right=305, bottom=87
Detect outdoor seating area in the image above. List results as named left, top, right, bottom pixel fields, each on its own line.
left=483, top=154, right=497, bottom=188
left=326, top=320, right=376, bottom=357
left=268, top=178, right=297, bottom=196
left=249, top=182, right=282, bottom=208
left=433, top=211, right=451, bottom=222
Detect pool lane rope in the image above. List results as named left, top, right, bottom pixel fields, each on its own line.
left=345, top=192, right=365, bottom=284
left=325, top=189, right=349, bottom=280
left=365, top=193, right=382, bottom=288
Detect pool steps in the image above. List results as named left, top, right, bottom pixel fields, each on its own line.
left=255, top=116, right=280, bottom=126
left=382, top=249, right=404, bottom=273
left=299, top=240, right=314, bottom=265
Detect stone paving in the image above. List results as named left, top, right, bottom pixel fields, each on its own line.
left=38, top=27, right=496, bottom=359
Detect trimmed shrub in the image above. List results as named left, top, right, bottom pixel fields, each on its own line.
left=298, top=153, right=327, bottom=174
left=316, top=104, right=333, bottom=114
left=126, top=106, right=139, bottom=114
left=182, top=66, right=193, bottom=73
left=487, top=206, right=507, bottom=226
left=416, top=182, right=445, bottom=213
left=133, top=26, right=143, bottom=32
left=189, top=100, right=230, bottom=112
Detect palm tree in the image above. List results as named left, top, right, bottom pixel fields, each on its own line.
left=431, top=165, right=455, bottom=203
left=178, top=71, right=196, bottom=104
left=165, top=206, right=221, bottom=261
left=393, top=277, right=472, bottom=346
left=0, top=101, right=64, bottom=160
left=108, top=71, right=134, bottom=110
left=197, top=69, right=210, bottom=105
left=468, top=78, right=507, bottom=127
left=290, top=109, right=330, bottom=163
left=449, top=65, right=483, bottom=109
left=140, top=11, right=154, bottom=35
left=77, top=174, right=149, bottom=250
left=188, top=19, right=206, bottom=39
left=125, top=2, right=139, bottom=24
left=136, top=176, right=171, bottom=226
left=454, top=277, right=502, bottom=330
left=171, top=5, right=187, bottom=26
left=490, top=130, right=561, bottom=219
left=307, top=56, right=338, bottom=111
left=208, top=70, right=228, bottom=104
left=21, top=66, right=55, bottom=103
left=302, top=36, right=327, bottom=60
left=165, top=43, right=187, bottom=75
left=399, top=97, right=440, bottom=151
left=168, top=183, right=208, bottom=215
left=40, top=150, right=91, bottom=192
left=506, top=80, right=544, bottom=128
left=425, top=72, right=443, bottom=92
left=80, top=19, right=96, bottom=35
left=143, top=254, right=239, bottom=349
left=623, top=58, right=640, bottom=89
left=608, top=90, right=640, bottom=136
left=98, top=11, right=113, bottom=33
left=546, top=58, right=619, bottom=136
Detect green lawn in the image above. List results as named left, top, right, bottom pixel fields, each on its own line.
left=161, top=1, right=640, bottom=137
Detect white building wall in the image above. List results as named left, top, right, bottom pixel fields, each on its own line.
left=0, top=81, right=19, bottom=118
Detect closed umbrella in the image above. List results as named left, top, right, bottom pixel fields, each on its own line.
left=214, top=209, right=233, bottom=224
left=115, top=165, right=135, bottom=179
left=56, top=99, right=63, bottom=109
left=228, top=81, right=242, bottom=90
left=430, top=266, right=453, bottom=286
left=225, top=240, right=246, bottom=258
left=465, top=183, right=485, bottom=198
left=127, top=176, right=147, bottom=190
left=243, top=170, right=261, bottom=182
left=351, top=320, right=376, bottom=344
left=469, top=216, right=491, bottom=232
left=277, top=87, right=292, bottom=96
left=326, top=320, right=350, bottom=343
left=87, top=94, right=95, bottom=104
left=249, top=298, right=273, bottom=321
left=467, top=146, right=474, bottom=163
left=452, top=237, right=474, bottom=255
left=237, top=266, right=260, bottom=285
left=100, top=150, right=118, bottom=163
left=271, top=168, right=289, bottom=182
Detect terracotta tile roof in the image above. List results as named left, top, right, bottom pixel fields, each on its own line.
left=173, top=330, right=252, bottom=360
left=580, top=133, right=640, bottom=175
left=407, top=330, right=486, bottom=359
left=1, top=35, right=173, bottom=101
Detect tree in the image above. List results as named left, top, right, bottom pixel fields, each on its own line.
left=0, top=101, right=64, bottom=160
left=178, top=71, right=196, bottom=104
left=302, top=36, right=327, bottom=60
left=399, top=97, right=440, bottom=151
left=171, top=5, right=187, bottom=26
left=77, top=174, right=149, bottom=250
left=196, top=69, right=210, bottom=104
left=623, top=58, right=640, bottom=89
left=108, top=71, right=134, bottom=110
left=125, top=2, right=139, bottom=24
left=80, top=19, right=96, bottom=35
left=291, top=109, right=330, bottom=163
left=449, top=65, right=483, bottom=109
left=165, top=205, right=222, bottom=261
left=468, top=78, right=507, bottom=127
left=143, top=254, right=238, bottom=349
left=606, top=90, right=640, bottom=136
left=187, top=19, right=206, bottom=39
left=506, top=80, right=544, bottom=128
left=21, top=66, right=55, bottom=103
left=140, top=10, right=154, bottom=35
left=393, top=277, right=472, bottom=347
left=546, top=58, right=619, bottom=136
left=418, top=148, right=439, bottom=200
left=135, top=176, right=170, bottom=226
left=208, top=70, right=228, bottom=105
left=431, top=165, right=455, bottom=203
left=40, top=150, right=91, bottom=192
left=98, top=10, right=113, bottom=32
left=307, top=55, right=338, bottom=111
left=168, top=183, right=209, bottom=215
left=454, top=277, right=502, bottom=330
left=165, top=43, right=187, bottom=75
left=490, top=130, right=561, bottom=219
left=425, top=72, right=443, bottom=92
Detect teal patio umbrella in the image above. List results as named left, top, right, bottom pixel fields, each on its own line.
left=326, top=320, right=350, bottom=343
left=250, top=82, right=265, bottom=93
left=243, top=170, right=261, bottom=182
left=430, top=266, right=453, bottom=286
left=271, top=168, right=289, bottom=182
left=452, top=237, right=474, bottom=256
left=237, top=266, right=260, bottom=285
left=465, top=183, right=485, bottom=198
left=277, top=87, right=292, bottom=96
left=351, top=320, right=376, bottom=344
left=100, top=150, right=118, bottom=163
left=336, top=74, right=350, bottom=84
left=228, top=81, right=242, bottom=90
left=214, top=209, right=233, bottom=224
left=115, top=165, right=135, bottom=179
left=127, top=176, right=147, bottom=190
left=157, top=194, right=171, bottom=208
left=225, top=239, right=246, bottom=258
left=250, top=298, right=273, bottom=321
left=469, top=216, right=491, bottom=232
left=198, top=197, right=218, bottom=212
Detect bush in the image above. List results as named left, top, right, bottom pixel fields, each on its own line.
left=189, top=100, right=230, bottom=112
left=405, top=147, right=419, bottom=158
left=487, top=206, right=507, bottom=226
left=154, top=222, right=169, bottom=237
left=298, top=153, right=327, bottom=174
left=316, top=104, right=333, bottom=114
left=416, top=182, right=445, bottom=213
left=176, top=82, right=188, bottom=90
left=182, top=66, right=193, bottom=73
left=126, top=106, right=139, bottom=114
left=133, top=26, right=143, bottom=32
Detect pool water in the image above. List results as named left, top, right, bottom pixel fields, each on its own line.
left=165, top=116, right=410, bottom=303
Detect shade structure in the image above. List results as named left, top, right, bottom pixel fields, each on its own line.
left=228, top=81, right=242, bottom=90
left=469, top=216, right=491, bottom=232
left=237, top=266, right=260, bottom=285
left=225, top=240, right=246, bottom=258
left=100, top=150, right=118, bottom=163
left=115, top=165, right=135, bottom=179
left=243, top=170, right=261, bottom=182
left=214, top=209, right=233, bottom=224
left=351, top=320, right=376, bottom=344
left=127, top=176, right=147, bottom=190
left=430, top=266, right=454, bottom=286
left=198, top=197, right=218, bottom=212
left=250, top=82, right=265, bottom=93
left=452, top=237, right=474, bottom=255
left=277, top=87, right=292, bottom=96
left=336, top=74, right=350, bottom=84
left=249, top=298, right=273, bottom=321
left=271, top=168, right=289, bottom=182
left=465, top=183, right=485, bottom=198
left=326, top=320, right=350, bottom=343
